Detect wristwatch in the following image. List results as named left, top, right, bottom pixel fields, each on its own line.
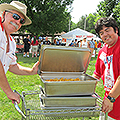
left=107, top=95, right=115, bottom=103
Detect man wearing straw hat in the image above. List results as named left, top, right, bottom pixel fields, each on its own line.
left=0, top=1, right=39, bottom=104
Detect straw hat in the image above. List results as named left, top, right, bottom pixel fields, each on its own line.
left=0, top=1, right=32, bottom=25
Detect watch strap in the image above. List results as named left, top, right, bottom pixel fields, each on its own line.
left=107, top=95, right=115, bottom=103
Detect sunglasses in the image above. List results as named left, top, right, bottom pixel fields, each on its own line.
left=5, top=10, right=25, bottom=24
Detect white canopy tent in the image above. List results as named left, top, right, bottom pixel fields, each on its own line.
left=61, top=28, right=100, bottom=46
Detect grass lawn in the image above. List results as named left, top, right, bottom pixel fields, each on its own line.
left=0, top=53, right=104, bottom=120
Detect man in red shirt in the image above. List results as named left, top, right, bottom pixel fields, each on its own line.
left=93, top=17, right=120, bottom=119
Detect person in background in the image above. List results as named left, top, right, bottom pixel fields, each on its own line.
left=56, top=39, right=60, bottom=45
left=54, top=38, right=57, bottom=45
left=16, top=38, right=20, bottom=44
left=77, top=41, right=80, bottom=47
left=31, top=36, right=39, bottom=57
left=92, top=17, right=120, bottom=119
left=69, top=40, right=74, bottom=46
left=43, top=36, right=51, bottom=45
left=0, top=1, right=39, bottom=104
left=41, top=38, right=43, bottom=45
left=23, top=35, right=31, bottom=57
left=80, top=37, right=88, bottom=48
left=97, top=40, right=102, bottom=52
left=94, top=40, right=97, bottom=55
left=37, top=39, right=41, bottom=57
left=88, top=38, right=95, bottom=56
left=78, top=40, right=82, bottom=47
left=88, top=38, right=95, bottom=49
left=74, top=39, right=78, bottom=47
left=94, top=40, right=97, bottom=49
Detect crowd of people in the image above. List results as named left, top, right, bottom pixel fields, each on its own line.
left=68, top=37, right=102, bottom=56
left=14, top=35, right=103, bottom=58
left=14, top=35, right=67, bottom=58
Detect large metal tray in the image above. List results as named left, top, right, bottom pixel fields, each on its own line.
left=40, top=94, right=97, bottom=107
left=38, top=46, right=97, bottom=96
left=40, top=73, right=97, bottom=96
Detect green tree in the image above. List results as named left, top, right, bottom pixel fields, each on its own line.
left=97, top=0, right=119, bottom=22
left=86, top=13, right=100, bottom=34
left=113, top=2, right=120, bottom=25
left=97, top=0, right=120, bottom=31
left=75, top=14, right=100, bottom=35
left=71, top=21, right=77, bottom=30
left=0, top=0, right=73, bottom=38
left=76, top=15, right=86, bottom=30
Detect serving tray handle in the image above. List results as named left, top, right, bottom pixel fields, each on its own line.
left=13, top=90, right=26, bottom=119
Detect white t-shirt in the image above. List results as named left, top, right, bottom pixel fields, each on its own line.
left=82, top=41, right=87, bottom=48
left=0, top=23, right=17, bottom=74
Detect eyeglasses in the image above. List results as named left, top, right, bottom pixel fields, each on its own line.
left=5, top=10, right=25, bottom=24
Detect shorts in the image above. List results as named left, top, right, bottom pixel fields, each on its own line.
left=24, top=45, right=29, bottom=52
left=32, top=46, right=38, bottom=52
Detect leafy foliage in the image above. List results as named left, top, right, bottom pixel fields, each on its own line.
left=97, top=0, right=120, bottom=25
left=113, top=2, right=120, bottom=25
left=76, top=15, right=86, bottom=30
left=71, top=0, right=120, bottom=35
left=86, top=13, right=97, bottom=34
left=74, top=13, right=101, bottom=35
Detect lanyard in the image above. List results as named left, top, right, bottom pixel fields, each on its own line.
left=0, top=17, right=12, bottom=41
left=106, top=56, right=112, bottom=69
left=0, top=17, right=4, bottom=31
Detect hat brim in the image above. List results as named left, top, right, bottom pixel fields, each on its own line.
left=0, top=3, right=32, bottom=25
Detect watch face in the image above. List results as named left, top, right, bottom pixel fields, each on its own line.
left=111, top=97, right=115, bottom=103
left=107, top=95, right=115, bottom=103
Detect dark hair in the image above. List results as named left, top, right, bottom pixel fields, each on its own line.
left=95, top=17, right=119, bottom=35
left=33, top=37, right=36, bottom=44
left=26, top=35, right=28, bottom=37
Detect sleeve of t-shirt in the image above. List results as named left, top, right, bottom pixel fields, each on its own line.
left=10, top=55, right=17, bottom=65
left=93, top=52, right=105, bottom=79
left=118, top=55, right=120, bottom=76
left=10, top=36, right=17, bottom=65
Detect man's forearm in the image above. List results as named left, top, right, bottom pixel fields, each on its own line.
left=9, top=61, right=39, bottom=75
left=109, top=76, right=120, bottom=99
left=0, top=61, right=13, bottom=96
left=9, top=64, right=33, bottom=75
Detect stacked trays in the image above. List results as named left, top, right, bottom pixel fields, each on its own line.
left=38, top=46, right=100, bottom=118
left=39, top=84, right=100, bottom=118
left=40, top=93, right=97, bottom=107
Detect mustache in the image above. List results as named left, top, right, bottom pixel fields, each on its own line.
left=10, top=21, right=19, bottom=29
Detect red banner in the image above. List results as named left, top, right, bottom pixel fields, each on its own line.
left=62, top=38, right=66, bottom=42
